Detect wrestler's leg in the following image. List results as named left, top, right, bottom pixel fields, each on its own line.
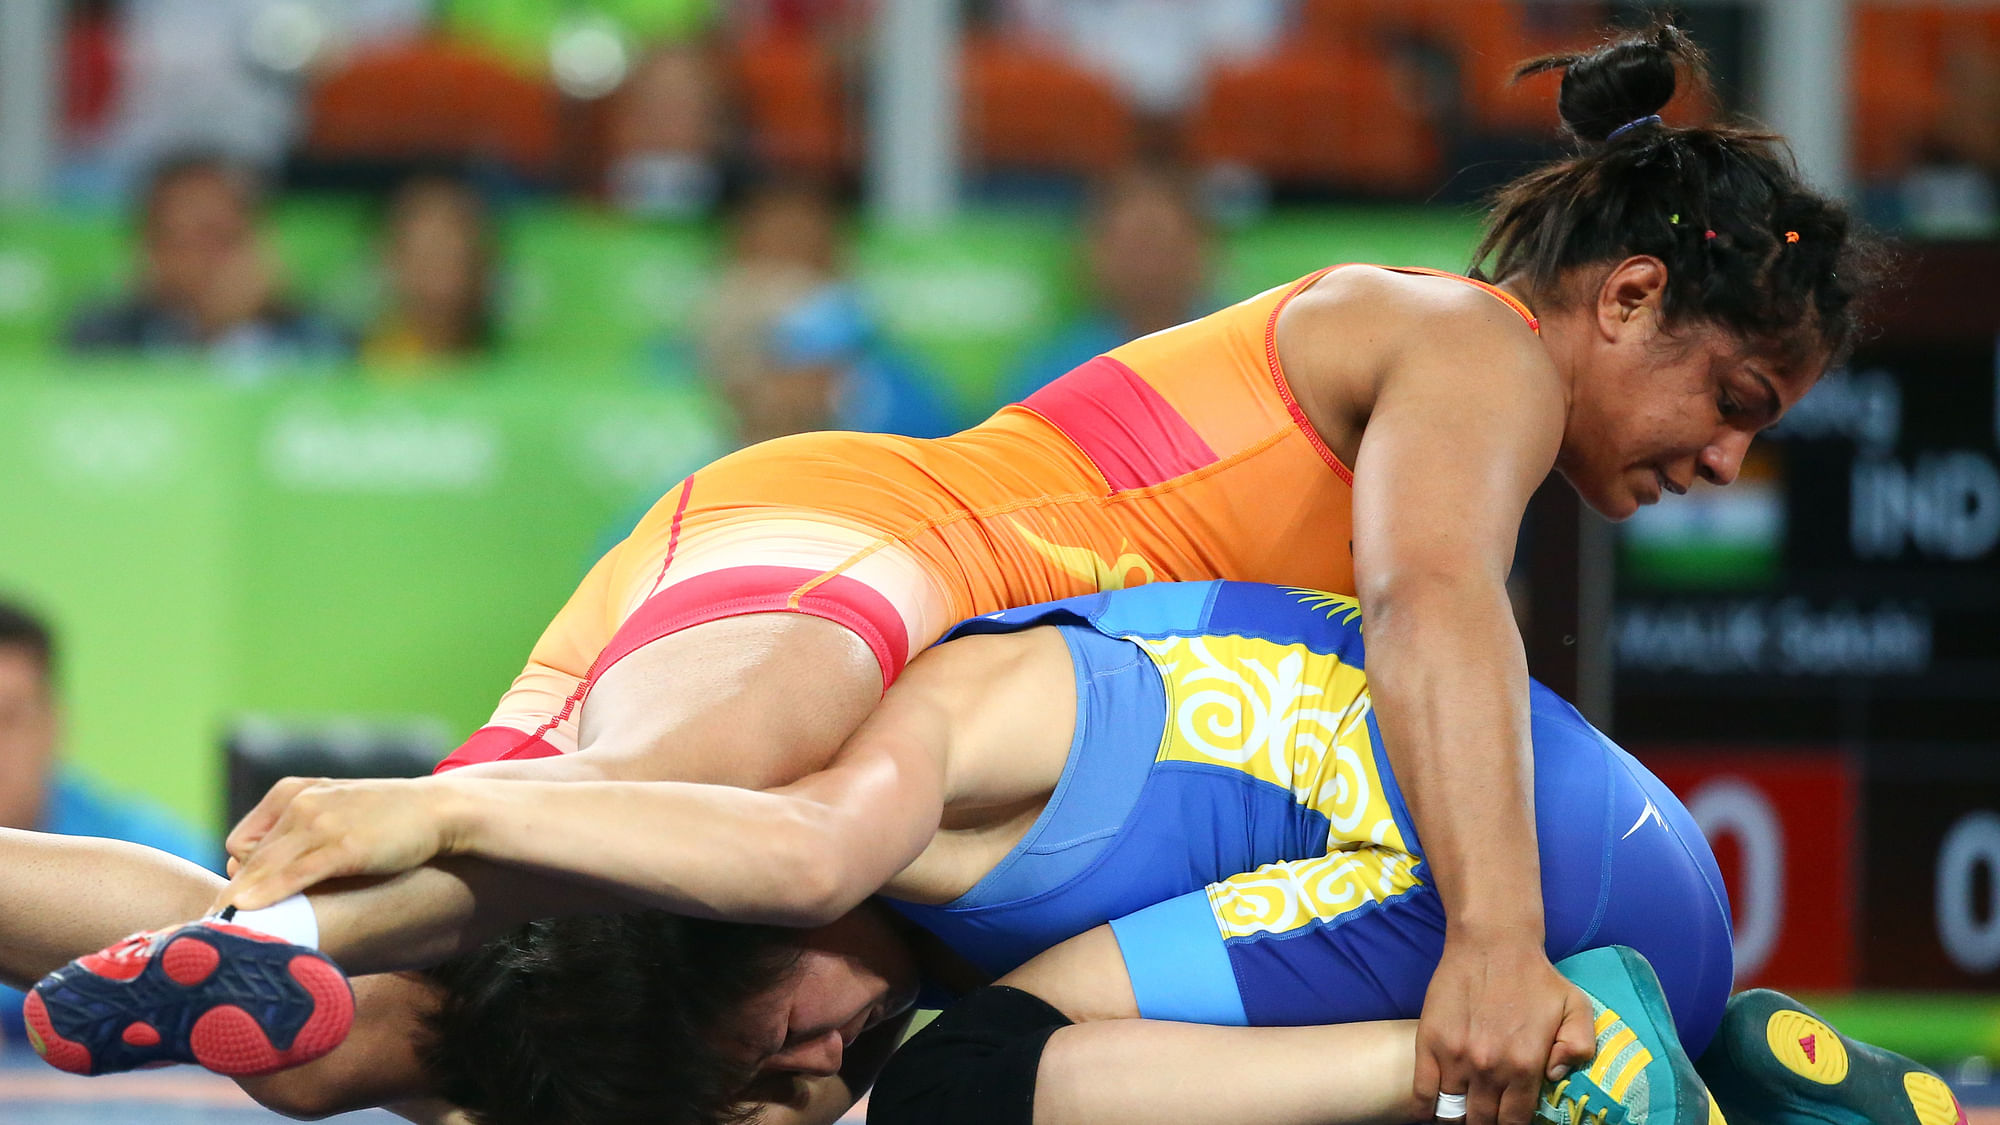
left=269, top=613, right=883, bottom=969
left=0, top=829, right=435, bottom=1115
left=570, top=612, right=882, bottom=787
left=444, top=613, right=881, bottom=789
left=0, top=829, right=215, bottom=985
left=875, top=929, right=1427, bottom=1125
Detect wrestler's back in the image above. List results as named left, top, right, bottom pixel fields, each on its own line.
left=614, top=268, right=1370, bottom=624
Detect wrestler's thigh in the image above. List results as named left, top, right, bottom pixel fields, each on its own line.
left=573, top=611, right=882, bottom=789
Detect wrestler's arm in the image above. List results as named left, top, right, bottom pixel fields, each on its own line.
left=1281, top=271, right=1593, bottom=1116
left=0, top=829, right=443, bottom=1120
left=222, top=630, right=1071, bottom=935
left=221, top=700, right=950, bottom=926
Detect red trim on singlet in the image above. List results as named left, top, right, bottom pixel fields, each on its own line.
left=1019, top=355, right=1221, bottom=492
left=433, top=726, right=562, bottom=774
left=1263, top=266, right=1353, bottom=486
left=596, top=565, right=912, bottom=691
left=645, top=476, right=697, bottom=599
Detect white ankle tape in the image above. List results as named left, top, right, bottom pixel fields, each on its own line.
left=224, top=894, right=320, bottom=950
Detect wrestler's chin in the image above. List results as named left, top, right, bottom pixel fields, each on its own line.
left=1559, top=468, right=1642, bottom=523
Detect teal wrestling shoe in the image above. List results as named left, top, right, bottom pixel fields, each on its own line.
left=1697, top=989, right=1965, bottom=1125
left=1541, top=946, right=1719, bottom=1125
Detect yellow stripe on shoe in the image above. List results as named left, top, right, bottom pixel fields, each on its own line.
left=1609, top=1043, right=1657, bottom=1102
left=1590, top=1026, right=1639, bottom=1085
left=1764, top=1009, right=1849, bottom=1085
left=1906, top=1072, right=1965, bottom=1125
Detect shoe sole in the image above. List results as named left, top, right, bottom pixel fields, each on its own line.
left=24, top=926, right=354, bottom=1078
left=1555, top=945, right=1714, bottom=1124
left=1698, top=989, right=1965, bottom=1125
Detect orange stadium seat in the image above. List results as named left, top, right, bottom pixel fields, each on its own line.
left=1296, top=0, right=1608, bottom=136
left=961, top=36, right=1136, bottom=177
left=730, top=30, right=850, bottom=178
left=1184, top=45, right=1439, bottom=195
left=1852, top=4, right=1950, bottom=180
left=303, top=41, right=560, bottom=179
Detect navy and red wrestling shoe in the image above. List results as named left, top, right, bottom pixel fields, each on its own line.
left=23, top=919, right=355, bottom=1077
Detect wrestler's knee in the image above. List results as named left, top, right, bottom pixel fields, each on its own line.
left=868, top=986, right=1073, bottom=1125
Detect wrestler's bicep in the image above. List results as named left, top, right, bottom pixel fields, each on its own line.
left=995, top=926, right=1138, bottom=1024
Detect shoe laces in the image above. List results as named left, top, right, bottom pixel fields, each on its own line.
left=1546, top=1073, right=1627, bottom=1125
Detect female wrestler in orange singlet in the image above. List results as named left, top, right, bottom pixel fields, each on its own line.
left=219, top=24, right=1879, bottom=1125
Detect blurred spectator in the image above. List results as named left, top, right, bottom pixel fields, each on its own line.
left=0, top=603, right=215, bottom=863
left=362, top=173, right=497, bottom=368
left=727, top=176, right=845, bottom=276
left=995, top=165, right=1216, bottom=404
left=699, top=264, right=957, bottom=445
left=65, top=154, right=352, bottom=370
left=602, top=43, right=736, bottom=220
left=0, top=600, right=219, bottom=1042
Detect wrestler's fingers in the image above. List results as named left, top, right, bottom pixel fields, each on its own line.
left=1548, top=986, right=1596, bottom=1080
left=216, top=803, right=332, bottom=909
left=1495, top=1068, right=1542, bottom=1125
left=1464, top=1074, right=1506, bottom=1125
left=1414, top=1035, right=1444, bottom=1108
left=225, top=776, right=324, bottom=861
left=225, top=838, right=353, bottom=911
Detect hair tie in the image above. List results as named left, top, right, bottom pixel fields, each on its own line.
left=1606, top=114, right=1663, bottom=141
left=1784, top=231, right=1800, bottom=243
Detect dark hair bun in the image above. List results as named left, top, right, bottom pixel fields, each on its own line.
left=1516, top=22, right=1711, bottom=143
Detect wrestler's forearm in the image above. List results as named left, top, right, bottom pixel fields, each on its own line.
left=307, top=858, right=616, bottom=974
left=1362, top=575, right=1543, bottom=938
left=426, top=768, right=936, bottom=927
left=1033, top=1019, right=1425, bottom=1125
left=0, top=828, right=219, bottom=986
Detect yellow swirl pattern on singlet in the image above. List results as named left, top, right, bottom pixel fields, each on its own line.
left=1133, top=632, right=1421, bottom=938
left=1207, top=848, right=1424, bottom=939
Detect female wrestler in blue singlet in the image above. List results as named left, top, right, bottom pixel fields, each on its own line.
left=30, top=579, right=1951, bottom=1125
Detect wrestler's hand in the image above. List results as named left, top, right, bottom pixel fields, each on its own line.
left=217, top=776, right=469, bottom=911
left=1414, top=929, right=1596, bottom=1125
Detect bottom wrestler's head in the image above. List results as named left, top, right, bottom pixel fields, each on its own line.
left=423, top=906, right=919, bottom=1125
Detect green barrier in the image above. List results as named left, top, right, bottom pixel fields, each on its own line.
left=1799, top=992, right=2000, bottom=1066
left=500, top=209, right=720, bottom=372
left=0, top=365, right=728, bottom=830
left=0, top=209, right=129, bottom=356
left=854, top=212, right=1078, bottom=411
left=1220, top=206, right=1486, bottom=295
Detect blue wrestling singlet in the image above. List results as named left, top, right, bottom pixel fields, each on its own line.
left=884, top=581, right=1737, bottom=1055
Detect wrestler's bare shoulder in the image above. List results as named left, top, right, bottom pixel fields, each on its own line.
left=1283, top=264, right=1546, bottom=365
left=1276, top=265, right=1559, bottom=462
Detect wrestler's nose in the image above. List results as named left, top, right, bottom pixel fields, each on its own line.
left=769, top=1030, right=844, bottom=1077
